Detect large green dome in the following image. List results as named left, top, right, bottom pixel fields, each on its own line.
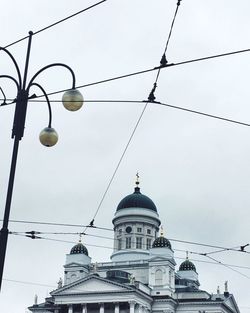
left=116, top=187, right=157, bottom=212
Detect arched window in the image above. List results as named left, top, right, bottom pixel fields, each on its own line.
left=155, top=269, right=163, bottom=285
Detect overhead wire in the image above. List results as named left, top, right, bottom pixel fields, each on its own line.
left=154, top=0, right=182, bottom=84
left=3, top=0, right=108, bottom=49
left=10, top=232, right=250, bottom=273
left=3, top=278, right=55, bottom=288
left=82, top=0, right=183, bottom=232
left=6, top=219, right=250, bottom=255
left=11, top=232, right=113, bottom=250
left=27, top=47, right=250, bottom=98
left=156, top=100, right=250, bottom=127
left=1, top=47, right=250, bottom=106
left=204, top=255, right=250, bottom=280
left=1, top=97, right=250, bottom=127
left=12, top=229, right=249, bottom=260
left=30, top=47, right=250, bottom=98
left=83, top=101, right=148, bottom=231
left=1, top=218, right=113, bottom=231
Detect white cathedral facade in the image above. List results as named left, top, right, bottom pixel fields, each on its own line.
left=29, top=182, right=240, bottom=313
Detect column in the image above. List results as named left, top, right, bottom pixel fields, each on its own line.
left=114, top=303, right=119, bottom=313
left=82, top=304, right=87, bottom=313
left=100, top=303, right=104, bottom=313
left=68, top=305, right=73, bottom=313
left=129, top=301, right=136, bottom=313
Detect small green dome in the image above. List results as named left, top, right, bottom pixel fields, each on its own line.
left=152, top=236, right=172, bottom=249
left=179, top=259, right=196, bottom=272
left=70, top=242, right=88, bottom=256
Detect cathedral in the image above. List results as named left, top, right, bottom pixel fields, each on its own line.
left=28, top=181, right=240, bottom=313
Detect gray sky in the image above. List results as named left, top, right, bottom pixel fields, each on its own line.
left=0, top=0, right=250, bottom=312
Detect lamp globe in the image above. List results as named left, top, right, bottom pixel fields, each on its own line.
left=39, top=127, right=58, bottom=147
left=62, top=89, right=83, bottom=111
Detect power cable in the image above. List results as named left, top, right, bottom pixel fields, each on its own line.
left=3, top=278, right=55, bottom=288
left=29, top=47, right=250, bottom=98
left=11, top=232, right=113, bottom=250
left=156, top=100, right=250, bottom=127
left=82, top=0, right=184, bottom=231
left=82, top=101, right=148, bottom=232
left=1, top=97, right=250, bottom=127
left=168, top=236, right=250, bottom=255
left=4, top=0, right=108, bottom=49
left=10, top=232, right=250, bottom=272
left=2, top=218, right=112, bottom=231
left=1, top=47, right=250, bottom=105
left=204, top=255, right=250, bottom=280
left=6, top=220, right=249, bottom=255
left=154, top=0, right=182, bottom=85
left=30, top=47, right=250, bottom=98
left=12, top=230, right=249, bottom=260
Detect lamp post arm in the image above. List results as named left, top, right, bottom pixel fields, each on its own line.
left=27, top=63, right=76, bottom=90
left=29, top=83, right=52, bottom=128
left=0, top=75, right=20, bottom=92
left=0, top=47, right=22, bottom=87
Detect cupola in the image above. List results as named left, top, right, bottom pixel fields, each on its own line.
left=152, top=227, right=172, bottom=249
left=176, top=252, right=200, bottom=290
left=70, top=242, right=88, bottom=256
left=64, top=236, right=91, bottom=285
left=179, top=258, right=196, bottom=272
left=111, top=174, right=161, bottom=262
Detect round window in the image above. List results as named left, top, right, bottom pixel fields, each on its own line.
left=125, top=226, right=132, bottom=233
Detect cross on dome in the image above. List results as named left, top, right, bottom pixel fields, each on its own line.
left=160, top=225, right=164, bottom=237
left=135, top=172, right=140, bottom=186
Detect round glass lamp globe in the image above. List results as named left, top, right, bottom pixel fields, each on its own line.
left=62, top=89, right=83, bottom=111
left=39, top=127, right=58, bottom=147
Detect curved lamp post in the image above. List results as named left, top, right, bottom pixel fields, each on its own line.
left=0, top=31, right=83, bottom=290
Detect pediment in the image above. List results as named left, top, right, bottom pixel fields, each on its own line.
left=64, top=262, right=85, bottom=267
left=224, top=296, right=240, bottom=313
left=51, top=275, right=132, bottom=296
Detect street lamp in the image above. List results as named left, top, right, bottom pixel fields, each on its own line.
left=0, top=31, right=83, bottom=291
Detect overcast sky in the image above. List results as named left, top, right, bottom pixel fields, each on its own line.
left=0, top=0, right=250, bottom=312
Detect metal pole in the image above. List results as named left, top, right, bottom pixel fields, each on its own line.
left=0, top=137, right=20, bottom=290
left=0, top=32, right=33, bottom=291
